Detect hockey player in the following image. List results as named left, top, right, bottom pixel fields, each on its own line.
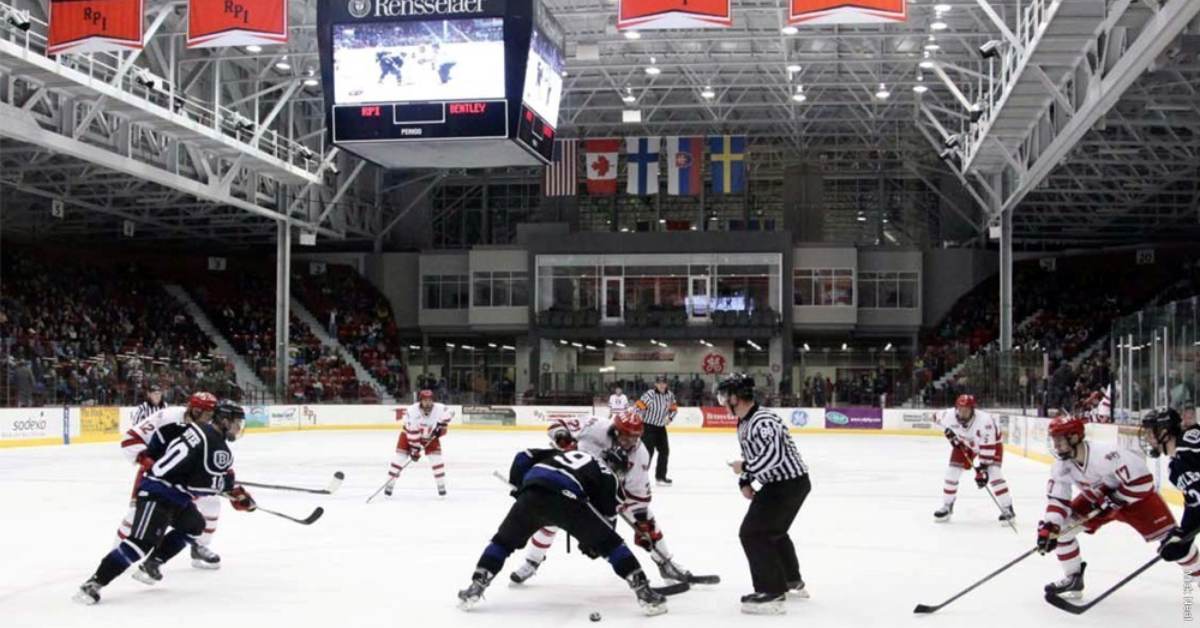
left=1036, top=414, right=1198, bottom=598
left=1139, top=408, right=1200, bottom=572
left=75, top=401, right=254, bottom=604
left=116, top=392, right=224, bottom=569
left=933, top=394, right=1014, bottom=523
left=608, top=385, right=629, bottom=415
left=509, top=412, right=695, bottom=585
left=433, top=43, right=455, bottom=84
left=383, top=389, right=452, bottom=497
left=456, top=444, right=667, bottom=616
left=377, top=51, right=403, bottom=85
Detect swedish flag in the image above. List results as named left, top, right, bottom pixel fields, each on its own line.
left=708, top=135, right=746, bottom=194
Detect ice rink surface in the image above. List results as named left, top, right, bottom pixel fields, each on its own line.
left=0, top=429, right=1188, bottom=627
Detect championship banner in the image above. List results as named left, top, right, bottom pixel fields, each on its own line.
left=188, top=0, right=287, bottom=49
left=788, top=0, right=907, bottom=25
left=618, top=0, right=732, bottom=30
left=48, top=0, right=144, bottom=55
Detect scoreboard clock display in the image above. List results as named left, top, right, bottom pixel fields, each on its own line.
left=318, top=0, right=566, bottom=168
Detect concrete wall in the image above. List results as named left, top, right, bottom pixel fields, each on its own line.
left=857, top=248, right=924, bottom=329
left=793, top=246, right=857, bottom=327
left=922, top=248, right=998, bottom=327
left=374, top=253, right=420, bottom=329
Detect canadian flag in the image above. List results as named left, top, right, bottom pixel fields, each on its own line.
left=585, top=139, right=620, bottom=196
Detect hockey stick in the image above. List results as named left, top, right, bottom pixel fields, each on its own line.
left=255, top=505, right=325, bottom=526
left=366, top=433, right=442, bottom=503
left=913, top=511, right=1101, bottom=614
left=618, top=510, right=721, bottom=585
left=240, top=471, right=345, bottom=495
left=1044, top=529, right=1199, bottom=614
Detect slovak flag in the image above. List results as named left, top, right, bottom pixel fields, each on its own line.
left=625, top=137, right=660, bottom=195
left=708, top=135, right=747, bottom=194
left=585, top=139, right=620, bottom=196
left=667, top=136, right=703, bottom=196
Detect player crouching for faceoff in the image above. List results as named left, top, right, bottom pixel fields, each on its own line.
left=934, top=394, right=1015, bottom=523
left=457, top=439, right=667, bottom=616
left=510, top=412, right=695, bottom=585
left=1139, top=408, right=1200, bottom=574
left=75, top=401, right=255, bottom=605
left=384, top=389, right=452, bottom=497
left=1036, top=414, right=1198, bottom=599
left=117, top=391, right=224, bottom=569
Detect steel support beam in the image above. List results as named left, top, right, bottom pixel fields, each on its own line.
left=274, top=220, right=292, bottom=399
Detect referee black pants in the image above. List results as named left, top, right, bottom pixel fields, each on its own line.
left=641, top=424, right=670, bottom=480
left=739, top=475, right=811, bottom=595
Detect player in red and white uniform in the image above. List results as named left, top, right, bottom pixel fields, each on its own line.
left=116, top=392, right=223, bottom=569
left=508, top=411, right=696, bottom=585
left=933, top=394, right=1015, bottom=523
left=383, top=390, right=453, bottom=497
left=608, top=386, right=630, bottom=416
left=1036, top=414, right=1195, bottom=598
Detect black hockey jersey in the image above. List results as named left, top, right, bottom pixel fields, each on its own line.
left=141, top=423, right=234, bottom=507
left=508, top=448, right=620, bottom=520
left=1170, top=426, right=1200, bottom=534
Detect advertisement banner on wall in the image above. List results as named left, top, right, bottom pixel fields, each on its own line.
left=0, top=408, right=55, bottom=440
left=701, top=406, right=736, bottom=428
left=244, top=406, right=270, bottom=428
left=896, top=410, right=936, bottom=430
left=460, top=405, right=518, bottom=426
left=81, top=407, right=120, bottom=435
left=825, top=407, right=883, bottom=430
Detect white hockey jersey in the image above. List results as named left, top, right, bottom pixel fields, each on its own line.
left=936, top=408, right=1004, bottom=466
left=608, top=394, right=630, bottom=413
left=403, top=402, right=453, bottom=443
left=571, top=416, right=652, bottom=514
left=1043, top=441, right=1157, bottom=527
left=120, top=406, right=188, bottom=463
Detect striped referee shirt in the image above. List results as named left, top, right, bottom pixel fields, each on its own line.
left=132, top=400, right=168, bottom=426
left=635, top=389, right=677, bottom=427
left=737, top=404, right=807, bottom=485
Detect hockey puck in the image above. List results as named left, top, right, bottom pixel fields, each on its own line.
left=589, top=611, right=601, bottom=622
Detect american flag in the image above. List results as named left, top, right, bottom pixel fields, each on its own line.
left=542, top=139, right=578, bottom=197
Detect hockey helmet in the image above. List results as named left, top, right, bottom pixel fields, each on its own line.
left=419, top=389, right=435, bottom=400
left=717, top=373, right=756, bottom=403
left=1048, top=414, right=1087, bottom=460
left=213, top=400, right=246, bottom=441
left=187, top=391, right=218, bottom=416
left=1139, top=407, right=1183, bottom=458
left=547, top=420, right=577, bottom=451
left=612, top=411, right=644, bottom=451
left=954, top=394, right=976, bottom=423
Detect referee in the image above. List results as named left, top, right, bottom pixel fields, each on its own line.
left=131, top=384, right=167, bottom=426
left=719, top=373, right=810, bottom=615
left=635, top=375, right=677, bottom=486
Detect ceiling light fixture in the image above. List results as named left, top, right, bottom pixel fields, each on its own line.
left=875, top=82, right=891, bottom=99
left=624, top=30, right=641, bottom=40
left=919, top=51, right=935, bottom=69
left=930, top=19, right=948, bottom=31
left=700, top=85, right=715, bottom=99
left=781, top=25, right=799, bottom=35
left=786, top=63, right=802, bottom=73
left=622, top=87, right=636, bottom=103
left=913, top=74, right=928, bottom=93
left=934, top=3, right=952, bottom=12
left=924, top=36, right=940, bottom=51
left=246, top=45, right=262, bottom=53
left=275, top=57, right=291, bottom=71
left=644, top=57, right=661, bottom=76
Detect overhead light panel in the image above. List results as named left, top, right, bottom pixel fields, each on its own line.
left=934, top=3, right=952, bottom=12
left=781, top=25, right=799, bottom=35
left=924, top=36, right=940, bottom=51
left=919, top=51, right=935, bottom=69
left=786, top=63, right=802, bottom=73
left=245, top=45, right=263, bottom=53
left=913, top=74, right=928, bottom=93
left=792, top=85, right=807, bottom=103
left=701, top=85, right=715, bottom=99
left=275, top=56, right=291, bottom=71
left=930, top=19, right=948, bottom=31
left=874, top=83, right=891, bottom=99
left=624, top=30, right=641, bottom=40
left=644, top=57, right=661, bottom=75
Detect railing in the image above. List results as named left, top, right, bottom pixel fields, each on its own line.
left=1111, top=295, right=1200, bottom=425
left=0, top=3, right=322, bottom=176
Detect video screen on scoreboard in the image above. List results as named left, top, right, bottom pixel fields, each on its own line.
left=521, top=27, right=564, bottom=128
left=332, top=18, right=506, bottom=105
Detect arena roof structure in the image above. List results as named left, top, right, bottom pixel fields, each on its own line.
left=0, top=0, right=1198, bottom=248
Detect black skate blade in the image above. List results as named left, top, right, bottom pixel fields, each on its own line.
left=687, top=574, right=721, bottom=585
left=653, top=582, right=690, bottom=596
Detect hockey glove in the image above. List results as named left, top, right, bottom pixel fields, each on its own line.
left=1158, top=527, right=1194, bottom=562
left=1087, top=488, right=1120, bottom=515
left=1036, top=521, right=1060, bottom=555
left=135, top=451, right=155, bottom=472
left=408, top=447, right=422, bottom=462
left=578, top=543, right=601, bottom=560
left=228, top=486, right=257, bottom=512
left=974, top=465, right=989, bottom=489
left=602, top=447, right=630, bottom=474
left=432, top=421, right=448, bottom=438
left=944, top=428, right=962, bottom=449
left=634, top=519, right=663, bottom=552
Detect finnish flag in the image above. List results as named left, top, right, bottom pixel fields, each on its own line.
left=625, top=137, right=660, bottom=195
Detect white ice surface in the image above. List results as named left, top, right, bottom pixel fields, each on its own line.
left=0, top=430, right=1188, bottom=627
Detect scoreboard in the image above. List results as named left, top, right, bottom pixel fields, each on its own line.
left=317, top=0, right=565, bottom=168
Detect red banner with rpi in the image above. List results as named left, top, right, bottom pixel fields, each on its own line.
left=48, top=0, right=144, bottom=55
left=187, top=0, right=287, bottom=49
left=789, top=0, right=907, bottom=25
left=618, top=0, right=732, bottom=30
